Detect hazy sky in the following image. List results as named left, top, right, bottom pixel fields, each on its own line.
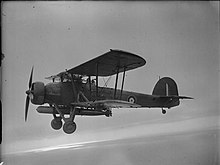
left=1, top=1, right=219, bottom=154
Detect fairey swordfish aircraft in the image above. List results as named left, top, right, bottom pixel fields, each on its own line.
left=25, top=49, right=192, bottom=134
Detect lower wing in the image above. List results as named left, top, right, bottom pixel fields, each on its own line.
left=71, top=100, right=141, bottom=109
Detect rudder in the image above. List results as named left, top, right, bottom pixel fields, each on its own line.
left=152, top=77, right=178, bottom=96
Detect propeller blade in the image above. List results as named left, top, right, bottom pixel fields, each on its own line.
left=25, top=95, right=30, bottom=122
left=29, top=66, right=34, bottom=89
left=25, top=66, right=34, bottom=122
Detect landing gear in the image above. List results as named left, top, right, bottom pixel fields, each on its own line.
left=52, top=104, right=77, bottom=134
left=51, top=118, right=62, bottom=130
left=63, top=121, right=77, bottom=134
left=104, top=108, right=112, bottom=117
left=105, top=110, right=112, bottom=117
left=162, top=109, right=166, bottom=114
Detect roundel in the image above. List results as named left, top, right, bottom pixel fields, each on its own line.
left=128, top=96, right=136, bottom=103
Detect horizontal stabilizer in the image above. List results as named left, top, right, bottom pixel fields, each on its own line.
left=159, top=96, right=193, bottom=99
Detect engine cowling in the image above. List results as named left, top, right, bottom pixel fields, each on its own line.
left=31, top=82, right=45, bottom=105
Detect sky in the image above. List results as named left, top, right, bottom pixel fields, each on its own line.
left=1, top=1, right=219, bottom=155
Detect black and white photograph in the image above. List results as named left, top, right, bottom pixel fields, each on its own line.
left=1, top=1, right=219, bottom=165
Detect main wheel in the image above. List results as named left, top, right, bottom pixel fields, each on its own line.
left=51, top=118, right=62, bottom=130
left=63, top=121, right=77, bottom=134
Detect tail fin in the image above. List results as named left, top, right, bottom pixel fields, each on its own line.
left=152, top=77, right=193, bottom=99
left=152, top=77, right=178, bottom=96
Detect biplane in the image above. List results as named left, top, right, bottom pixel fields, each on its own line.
left=25, top=49, right=192, bottom=134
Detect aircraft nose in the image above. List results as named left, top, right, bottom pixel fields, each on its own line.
left=26, top=90, right=31, bottom=95
left=26, top=90, right=34, bottom=100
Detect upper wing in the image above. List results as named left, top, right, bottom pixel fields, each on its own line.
left=71, top=100, right=141, bottom=109
left=67, top=49, right=146, bottom=77
left=46, top=49, right=146, bottom=80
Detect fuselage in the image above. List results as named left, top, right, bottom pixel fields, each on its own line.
left=33, top=81, right=180, bottom=109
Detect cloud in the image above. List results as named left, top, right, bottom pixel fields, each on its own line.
left=3, top=115, right=219, bottom=155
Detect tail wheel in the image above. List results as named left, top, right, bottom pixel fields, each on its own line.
left=162, top=109, right=166, bottom=114
left=51, top=118, right=62, bottom=130
left=63, top=121, right=77, bottom=134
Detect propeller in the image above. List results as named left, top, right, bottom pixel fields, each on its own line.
left=25, top=66, right=34, bottom=121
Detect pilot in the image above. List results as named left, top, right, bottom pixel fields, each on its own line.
left=85, top=78, right=96, bottom=90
